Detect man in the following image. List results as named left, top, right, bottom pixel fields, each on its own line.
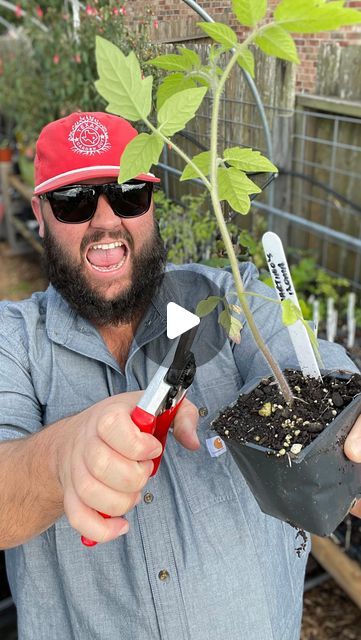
left=0, top=111, right=360, bottom=640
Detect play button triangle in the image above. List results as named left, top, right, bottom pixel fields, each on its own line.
left=166, top=302, right=200, bottom=340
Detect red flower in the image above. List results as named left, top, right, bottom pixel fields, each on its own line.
left=85, top=5, right=97, bottom=16
left=35, top=5, right=43, bottom=18
left=15, top=4, right=23, bottom=18
left=74, top=54, right=81, bottom=64
left=112, top=8, right=119, bottom=15
left=53, top=54, right=60, bottom=64
left=153, top=19, right=159, bottom=30
left=120, top=6, right=126, bottom=15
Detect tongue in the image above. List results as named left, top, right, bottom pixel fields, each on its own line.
left=87, top=246, right=126, bottom=268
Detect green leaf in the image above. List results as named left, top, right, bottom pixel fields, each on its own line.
left=158, top=87, right=207, bottom=137
left=255, top=25, right=300, bottom=63
left=218, top=309, right=243, bottom=343
left=237, top=48, right=255, bottom=76
left=95, top=36, right=152, bottom=121
left=196, top=296, right=222, bottom=317
left=180, top=151, right=211, bottom=181
left=157, top=74, right=197, bottom=110
left=197, top=22, right=238, bottom=50
left=239, top=230, right=257, bottom=253
left=177, top=46, right=201, bottom=68
left=232, top=0, right=267, bottom=26
left=118, top=133, right=163, bottom=184
left=281, top=300, right=323, bottom=365
left=281, top=299, right=301, bottom=326
left=148, top=54, right=193, bottom=72
left=223, top=147, right=278, bottom=173
left=275, top=0, right=361, bottom=33
left=218, top=167, right=261, bottom=214
left=303, top=321, right=323, bottom=366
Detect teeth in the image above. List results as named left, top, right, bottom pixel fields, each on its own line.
left=91, top=242, right=124, bottom=251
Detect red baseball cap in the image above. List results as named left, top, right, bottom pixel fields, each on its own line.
left=34, top=111, right=160, bottom=195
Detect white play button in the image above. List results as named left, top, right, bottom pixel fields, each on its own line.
left=166, top=302, right=200, bottom=340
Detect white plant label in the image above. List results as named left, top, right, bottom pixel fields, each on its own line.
left=347, top=292, right=356, bottom=349
left=262, top=232, right=322, bottom=379
left=312, top=298, right=320, bottom=338
left=326, top=298, right=337, bottom=343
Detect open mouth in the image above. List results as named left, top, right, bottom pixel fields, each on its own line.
left=85, top=241, right=129, bottom=273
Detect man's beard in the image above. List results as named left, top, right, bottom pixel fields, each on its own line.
left=42, top=220, right=167, bottom=326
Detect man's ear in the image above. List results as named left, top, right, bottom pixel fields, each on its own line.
left=31, top=196, right=45, bottom=238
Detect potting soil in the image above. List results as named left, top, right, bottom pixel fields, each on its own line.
left=212, top=370, right=361, bottom=454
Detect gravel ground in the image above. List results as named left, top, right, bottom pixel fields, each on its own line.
left=1, top=240, right=361, bottom=639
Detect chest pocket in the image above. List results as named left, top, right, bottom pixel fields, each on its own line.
left=166, top=372, right=242, bottom=514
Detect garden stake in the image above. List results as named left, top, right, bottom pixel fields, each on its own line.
left=262, top=231, right=322, bottom=380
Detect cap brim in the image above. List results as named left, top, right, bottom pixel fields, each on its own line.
left=34, top=166, right=160, bottom=195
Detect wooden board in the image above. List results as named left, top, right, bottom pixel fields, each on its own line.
left=311, top=535, right=361, bottom=609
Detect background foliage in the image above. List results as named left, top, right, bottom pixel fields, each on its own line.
left=0, top=1, right=160, bottom=148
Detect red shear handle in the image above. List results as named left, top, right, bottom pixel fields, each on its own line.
left=131, top=406, right=159, bottom=477
left=152, top=397, right=185, bottom=475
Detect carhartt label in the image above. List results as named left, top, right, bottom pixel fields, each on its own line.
left=206, top=436, right=226, bottom=457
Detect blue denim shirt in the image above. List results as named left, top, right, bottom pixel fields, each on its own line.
left=0, top=262, right=357, bottom=640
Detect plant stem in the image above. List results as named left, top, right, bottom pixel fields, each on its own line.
left=145, top=119, right=212, bottom=189
left=208, top=44, right=294, bottom=405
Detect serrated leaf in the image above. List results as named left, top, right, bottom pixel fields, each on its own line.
left=275, top=0, right=361, bottom=33
left=232, top=0, right=267, bottom=27
left=118, top=133, right=163, bottom=183
left=180, top=151, right=211, bottom=181
left=158, top=87, right=207, bottom=137
left=223, top=147, right=278, bottom=173
left=198, top=22, right=238, bottom=50
left=95, top=36, right=152, bottom=121
left=157, top=74, right=197, bottom=110
left=147, top=53, right=194, bottom=72
left=255, top=25, right=300, bottom=63
left=196, top=296, right=222, bottom=317
left=218, top=167, right=261, bottom=214
left=177, top=46, right=201, bottom=68
left=237, top=48, right=255, bottom=76
left=218, top=309, right=243, bottom=343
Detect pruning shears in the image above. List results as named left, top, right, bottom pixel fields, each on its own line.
left=81, top=326, right=198, bottom=547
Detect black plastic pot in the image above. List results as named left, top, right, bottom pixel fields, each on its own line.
left=223, top=385, right=361, bottom=536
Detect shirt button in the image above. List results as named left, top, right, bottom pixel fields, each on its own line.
left=158, top=569, right=170, bottom=582
left=199, top=406, right=208, bottom=417
left=144, top=492, right=154, bottom=504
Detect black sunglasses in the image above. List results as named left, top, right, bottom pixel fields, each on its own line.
left=39, top=180, right=153, bottom=224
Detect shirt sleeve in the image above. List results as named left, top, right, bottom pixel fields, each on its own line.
left=0, top=328, right=42, bottom=441
left=228, top=267, right=359, bottom=393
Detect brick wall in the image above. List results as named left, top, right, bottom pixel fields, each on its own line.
left=126, top=0, right=361, bottom=94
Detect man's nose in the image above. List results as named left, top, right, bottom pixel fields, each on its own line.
left=89, top=194, right=122, bottom=229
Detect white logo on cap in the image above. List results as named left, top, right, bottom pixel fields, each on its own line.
left=68, top=115, right=111, bottom=156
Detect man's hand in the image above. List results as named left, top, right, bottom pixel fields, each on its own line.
left=344, top=414, right=361, bottom=518
left=56, top=392, right=199, bottom=544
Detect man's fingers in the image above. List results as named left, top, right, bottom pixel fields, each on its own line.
left=96, top=410, right=162, bottom=461
left=173, top=398, right=200, bottom=450
left=344, top=414, right=361, bottom=462
left=64, top=486, right=131, bottom=543
left=84, top=437, right=154, bottom=492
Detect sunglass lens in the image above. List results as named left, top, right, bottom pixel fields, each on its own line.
left=49, top=187, right=97, bottom=223
left=107, top=183, right=152, bottom=218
